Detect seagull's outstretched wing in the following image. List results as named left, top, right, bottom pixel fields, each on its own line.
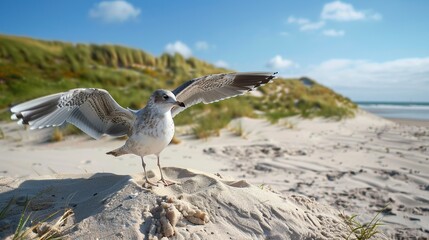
left=171, top=72, right=276, bottom=117
left=10, top=88, right=136, bottom=139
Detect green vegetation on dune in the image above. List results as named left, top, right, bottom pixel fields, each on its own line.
left=0, top=34, right=356, bottom=138
left=254, top=77, right=356, bottom=123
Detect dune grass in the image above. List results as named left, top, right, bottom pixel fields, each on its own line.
left=0, top=195, right=74, bottom=240
left=190, top=99, right=256, bottom=139
left=0, top=34, right=356, bottom=139
left=50, top=128, right=64, bottom=142
left=253, top=78, right=356, bottom=121
left=12, top=197, right=32, bottom=240
left=0, top=197, right=14, bottom=221
left=50, top=125, right=84, bottom=142
left=228, top=120, right=246, bottom=138
left=13, top=201, right=73, bottom=239
left=343, top=209, right=385, bottom=240
left=0, top=126, right=4, bottom=139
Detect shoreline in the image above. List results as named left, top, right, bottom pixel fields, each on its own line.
left=387, top=117, right=429, bottom=127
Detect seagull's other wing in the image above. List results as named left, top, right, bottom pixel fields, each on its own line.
left=10, top=88, right=136, bottom=139
left=171, top=72, right=276, bottom=117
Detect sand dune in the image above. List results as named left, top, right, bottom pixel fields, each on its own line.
left=0, top=110, right=428, bottom=239
left=0, top=167, right=349, bottom=239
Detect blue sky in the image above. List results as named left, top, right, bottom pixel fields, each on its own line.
left=1, top=0, right=429, bottom=102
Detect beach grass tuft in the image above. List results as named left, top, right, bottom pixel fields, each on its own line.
left=10, top=197, right=74, bottom=240
left=0, top=126, right=4, bottom=139
left=0, top=197, right=15, bottom=221
left=12, top=197, right=32, bottom=240
left=343, top=208, right=385, bottom=240
left=50, top=128, right=63, bottom=142
left=229, top=121, right=246, bottom=138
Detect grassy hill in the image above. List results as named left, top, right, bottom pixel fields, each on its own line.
left=0, top=34, right=356, bottom=138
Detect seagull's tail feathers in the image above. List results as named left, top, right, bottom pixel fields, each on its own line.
left=106, top=146, right=128, bottom=157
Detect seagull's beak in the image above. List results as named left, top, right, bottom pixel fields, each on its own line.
left=175, top=101, right=185, bottom=107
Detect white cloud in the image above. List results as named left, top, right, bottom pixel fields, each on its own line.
left=286, top=2, right=381, bottom=36
left=310, top=58, right=429, bottom=85
left=323, top=29, right=345, bottom=37
left=164, top=41, right=192, bottom=58
left=214, top=60, right=229, bottom=68
left=195, top=41, right=210, bottom=51
left=287, top=16, right=309, bottom=25
left=321, top=1, right=381, bottom=21
left=89, top=0, right=140, bottom=23
left=267, top=55, right=295, bottom=69
left=304, top=57, right=429, bottom=100
left=370, top=13, right=383, bottom=21
left=300, top=21, right=325, bottom=31
left=287, top=16, right=325, bottom=31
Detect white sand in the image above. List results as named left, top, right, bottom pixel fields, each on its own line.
left=0, top=110, right=428, bottom=239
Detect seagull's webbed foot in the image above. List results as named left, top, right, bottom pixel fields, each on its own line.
left=143, top=178, right=158, bottom=188
left=158, top=178, right=175, bottom=187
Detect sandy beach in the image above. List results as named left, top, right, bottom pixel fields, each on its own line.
left=0, top=110, right=428, bottom=239
left=390, top=118, right=429, bottom=128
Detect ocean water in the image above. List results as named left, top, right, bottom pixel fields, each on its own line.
left=357, top=102, right=429, bottom=121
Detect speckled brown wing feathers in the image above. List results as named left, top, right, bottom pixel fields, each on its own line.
left=171, top=72, right=276, bottom=117
left=10, top=88, right=135, bottom=139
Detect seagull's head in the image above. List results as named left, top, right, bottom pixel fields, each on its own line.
left=149, top=89, right=185, bottom=112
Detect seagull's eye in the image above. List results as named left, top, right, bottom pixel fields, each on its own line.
left=163, top=95, right=169, bottom=100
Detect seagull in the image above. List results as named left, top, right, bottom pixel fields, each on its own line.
left=10, top=72, right=276, bottom=186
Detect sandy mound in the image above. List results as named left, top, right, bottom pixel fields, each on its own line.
left=0, top=167, right=349, bottom=239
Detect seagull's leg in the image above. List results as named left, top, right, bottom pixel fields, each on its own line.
left=156, top=155, right=175, bottom=186
left=141, top=156, right=157, bottom=186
